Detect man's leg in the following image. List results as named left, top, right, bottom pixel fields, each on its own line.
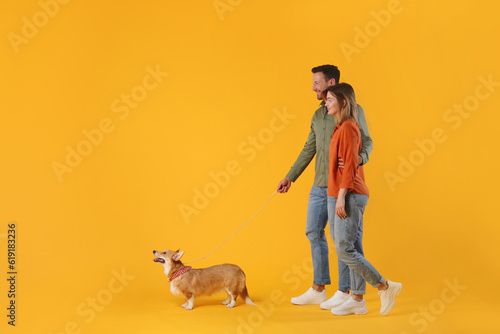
left=291, top=185, right=329, bottom=305
left=305, top=186, right=330, bottom=288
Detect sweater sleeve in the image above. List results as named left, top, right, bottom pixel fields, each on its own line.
left=338, top=123, right=359, bottom=191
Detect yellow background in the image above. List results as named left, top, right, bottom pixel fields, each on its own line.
left=1, top=0, right=499, bottom=333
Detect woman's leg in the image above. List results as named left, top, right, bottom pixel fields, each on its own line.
left=331, top=192, right=403, bottom=315
left=334, top=193, right=384, bottom=289
left=327, top=196, right=351, bottom=293
left=350, top=208, right=366, bottom=298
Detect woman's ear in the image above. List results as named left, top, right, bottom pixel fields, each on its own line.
left=342, top=99, right=347, bottom=109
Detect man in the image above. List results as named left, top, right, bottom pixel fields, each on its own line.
left=276, top=65, right=373, bottom=309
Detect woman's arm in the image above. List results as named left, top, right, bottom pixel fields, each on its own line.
left=339, top=124, right=359, bottom=192
left=336, top=123, right=360, bottom=218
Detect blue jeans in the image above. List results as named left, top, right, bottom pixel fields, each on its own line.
left=328, top=193, right=384, bottom=294
left=306, top=185, right=350, bottom=290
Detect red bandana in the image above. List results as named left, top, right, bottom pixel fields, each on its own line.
left=169, top=266, right=192, bottom=282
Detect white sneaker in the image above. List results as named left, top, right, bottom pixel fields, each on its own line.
left=379, top=280, right=402, bottom=315
left=331, top=297, right=368, bottom=316
left=291, top=288, right=327, bottom=305
left=320, top=290, right=350, bottom=310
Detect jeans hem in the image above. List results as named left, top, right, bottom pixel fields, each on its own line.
left=372, top=277, right=385, bottom=289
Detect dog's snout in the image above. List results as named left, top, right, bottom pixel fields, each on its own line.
left=153, top=250, right=157, bottom=254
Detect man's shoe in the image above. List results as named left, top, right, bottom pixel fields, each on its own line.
left=379, top=280, right=402, bottom=315
left=320, top=290, right=350, bottom=310
left=331, top=297, right=368, bottom=315
left=291, top=288, right=327, bottom=305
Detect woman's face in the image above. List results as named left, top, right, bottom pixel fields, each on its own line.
left=326, top=91, right=342, bottom=116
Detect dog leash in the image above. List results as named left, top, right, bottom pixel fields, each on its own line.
left=184, top=190, right=278, bottom=264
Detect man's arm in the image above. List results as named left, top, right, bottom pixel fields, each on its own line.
left=357, top=104, right=373, bottom=166
left=277, top=118, right=317, bottom=193
left=338, top=105, right=372, bottom=168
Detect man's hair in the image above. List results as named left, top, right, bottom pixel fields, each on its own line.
left=321, top=83, right=359, bottom=126
left=311, top=65, right=340, bottom=84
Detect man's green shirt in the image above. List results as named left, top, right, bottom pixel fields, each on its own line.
left=285, top=101, right=373, bottom=188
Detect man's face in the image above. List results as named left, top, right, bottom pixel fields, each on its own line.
left=312, top=72, right=331, bottom=100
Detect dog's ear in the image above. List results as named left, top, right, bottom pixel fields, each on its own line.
left=173, top=251, right=184, bottom=261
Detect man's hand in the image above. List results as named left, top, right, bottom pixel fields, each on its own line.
left=338, top=156, right=363, bottom=168
left=277, top=177, right=292, bottom=193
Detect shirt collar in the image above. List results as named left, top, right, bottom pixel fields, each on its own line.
left=319, top=100, right=329, bottom=116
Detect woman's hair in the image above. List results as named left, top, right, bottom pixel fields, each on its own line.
left=321, top=83, right=359, bottom=125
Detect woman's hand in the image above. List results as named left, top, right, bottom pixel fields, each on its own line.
left=336, top=188, right=347, bottom=219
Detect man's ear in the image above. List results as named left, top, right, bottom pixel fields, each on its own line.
left=173, top=251, right=184, bottom=261
left=328, top=78, right=336, bottom=86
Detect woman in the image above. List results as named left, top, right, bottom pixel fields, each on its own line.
left=324, top=83, right=402, bottom=316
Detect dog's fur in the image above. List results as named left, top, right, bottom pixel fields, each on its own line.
left=153, top=249, right=255, bottom=310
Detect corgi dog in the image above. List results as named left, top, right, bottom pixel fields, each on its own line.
left=153, top=249, right=255, bottom=310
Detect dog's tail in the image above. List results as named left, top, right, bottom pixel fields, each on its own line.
left=241, top=286, right=256, bottom=306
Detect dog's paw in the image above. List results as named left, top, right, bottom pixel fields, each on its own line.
left=226, top=302, right=236, bottom=308
left=221, top=300, right=229, bottom=305
left=185, top=305, right=193, bottom=310
left=181, top=303, right=187, bottom=308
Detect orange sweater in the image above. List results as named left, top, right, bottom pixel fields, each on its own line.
left=328, top=120, right=369, bottom=197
